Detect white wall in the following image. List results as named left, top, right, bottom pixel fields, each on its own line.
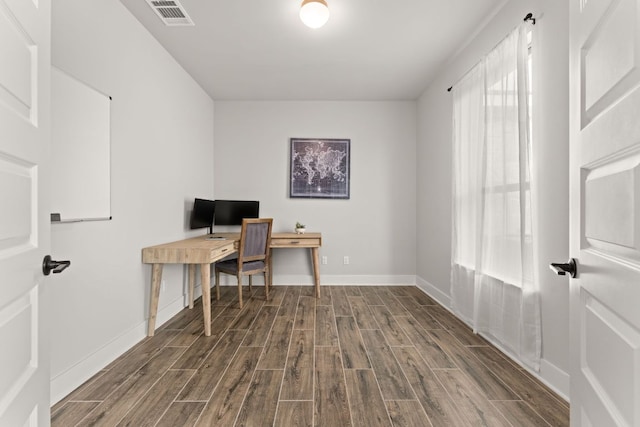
left=416, top=0, right=570, bottom=398
left=49, top=0, right=214, bottom=403
left=214, top=101, right=416, bottom=284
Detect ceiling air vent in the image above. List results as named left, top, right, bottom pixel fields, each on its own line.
left=145, top=0, right=194, bottom=26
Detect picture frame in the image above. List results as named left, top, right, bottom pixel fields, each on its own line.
left=290, top=138, right=350, bottom=199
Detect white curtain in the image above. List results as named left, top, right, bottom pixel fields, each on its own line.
left=451, top=24, right=541, bottom=370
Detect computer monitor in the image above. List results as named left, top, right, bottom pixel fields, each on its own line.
left=214, top=200, right=259, bottom=226
left=190, top=198, right=215, bottom=234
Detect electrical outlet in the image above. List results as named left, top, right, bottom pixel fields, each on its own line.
left=343, top=256, right=349, bottom=265
left=161, top=280, right=166, bottom=293
left=322, top=256, right=328, bottom=265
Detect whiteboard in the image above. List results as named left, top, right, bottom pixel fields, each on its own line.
left=51, top=67, right=111, bottom=222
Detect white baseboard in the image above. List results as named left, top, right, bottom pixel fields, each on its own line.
left=415, top=276, right=451, bottom=308
left=304, top=274, right=416, bottom=285
left=477, top=337, right=570, bottom=403
left=216, top=274, right=416, bottom=286
left=414, top=275, right=569, bottom=403
left=539, top=358, right=570, bottom=402
left=50, top=294, right=186, bottom=406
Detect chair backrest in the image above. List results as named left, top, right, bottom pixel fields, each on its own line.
left=237, top=218, right=273, bottom=265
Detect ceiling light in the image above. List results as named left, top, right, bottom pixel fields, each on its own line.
left=300, top=0, right=330, bottom=29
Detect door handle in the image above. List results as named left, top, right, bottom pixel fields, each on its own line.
left=42, top=255, right=71, bottom=276
left=549, top=258, right=577, bottom=278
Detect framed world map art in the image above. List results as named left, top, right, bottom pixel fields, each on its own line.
left=290, top=138, right=350, bottom=199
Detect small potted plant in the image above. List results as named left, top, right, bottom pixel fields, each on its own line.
left=295, top=222, right=306, bottom=234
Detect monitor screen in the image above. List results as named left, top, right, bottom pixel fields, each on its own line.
left=190, top=198, right=215, bottom=232
left=214, top=200, right=259, bottom=226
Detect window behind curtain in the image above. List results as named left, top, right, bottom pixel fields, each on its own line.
left=452, top=62, right=484, bottom=270
left=453, top=28, right=533, bottom=288
left=451, top=23, right=540, bottom=370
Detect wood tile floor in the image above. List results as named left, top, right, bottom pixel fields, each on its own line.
left=52, top=285, right=569, bottom=426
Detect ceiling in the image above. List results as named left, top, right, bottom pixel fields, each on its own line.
left=119, top=0, right=505, bottom=101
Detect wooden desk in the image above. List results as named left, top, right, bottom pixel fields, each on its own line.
left=142, top=232, right=322, bottom=336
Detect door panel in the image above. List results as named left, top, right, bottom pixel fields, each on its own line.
left=571, top=0, right=640, bottom=425
left=581, top=292, right=640, bottom=426
left=0, top=291, right=38, bottom=408
left=0, top=155, right=34, bottom=255
left=0, top=0, right=50, bottom=425
left=583, top=155, right=640, bottom=262
left=0, top=0, right=39, bottom=123
left=582, top=0, right=640, bottom=121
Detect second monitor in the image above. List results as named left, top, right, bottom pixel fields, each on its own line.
left=214, top=200, right=259, bottom=226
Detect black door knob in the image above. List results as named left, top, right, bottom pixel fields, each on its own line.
left=42, top=255, right=71, bottom=276
left=549, top=258, right=577, bottom=278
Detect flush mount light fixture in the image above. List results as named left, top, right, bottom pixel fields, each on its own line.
left=300, top=0, right=330, bottom=29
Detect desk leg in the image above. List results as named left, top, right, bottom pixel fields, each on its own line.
left=268, top=255, right=273, bottom=292
left=148, top=263, right=163, bottom=337
left=311, top=247, right=321, bottom=298
left=200, top=263, right=212, bottom=336
left=188, top=264, right=196, bottom=309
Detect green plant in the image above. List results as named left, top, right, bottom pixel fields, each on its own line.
left=296, top=222, right=306, bottom=229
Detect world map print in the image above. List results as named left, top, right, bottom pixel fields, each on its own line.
left=290, top=138, right=350, bottom=199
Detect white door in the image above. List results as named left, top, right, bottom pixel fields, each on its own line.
left=569, top=0, right=640, bottom=425
left=0, top=0, right=52, bottom=425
